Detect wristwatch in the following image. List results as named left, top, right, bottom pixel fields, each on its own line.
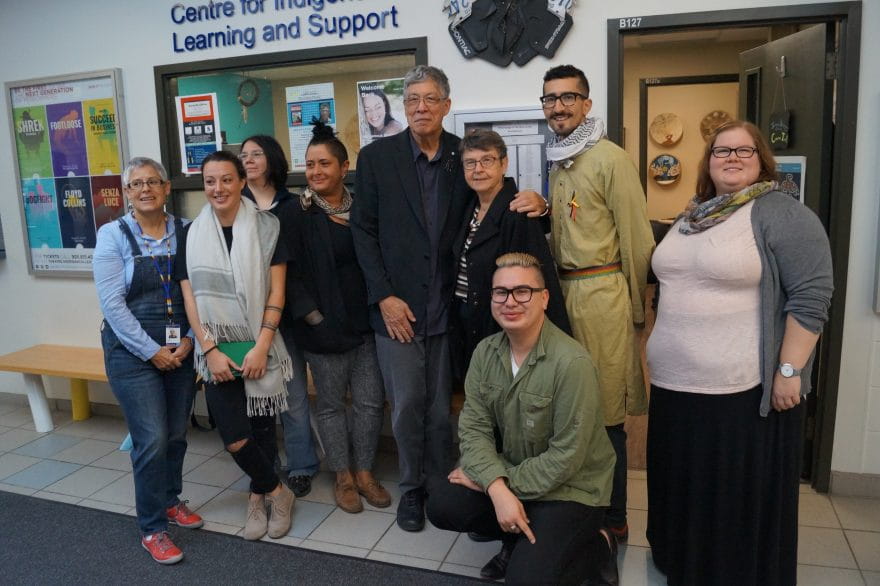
left=778, top=363, right=802, bottom=378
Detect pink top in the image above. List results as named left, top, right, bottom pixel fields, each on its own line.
left=647, top=201, right=762, bottom=394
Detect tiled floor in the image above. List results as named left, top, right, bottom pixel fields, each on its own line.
left=1, top=394, right=878, bottom=584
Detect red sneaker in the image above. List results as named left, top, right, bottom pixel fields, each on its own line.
left=166, top=501, right=204, bottom=529
left=141, top=532, right=183, bottom=565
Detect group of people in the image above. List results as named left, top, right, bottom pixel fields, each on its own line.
left=94, top=62, right=832, bottom=586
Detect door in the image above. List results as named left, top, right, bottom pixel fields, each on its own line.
left=738, top=23, right=835, bottom=480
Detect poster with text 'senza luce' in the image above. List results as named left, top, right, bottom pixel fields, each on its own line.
left=11, top=76, right=124, bottom=274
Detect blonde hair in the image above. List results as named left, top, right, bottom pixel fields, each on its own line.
left=494, top=252, right=545, bottom=287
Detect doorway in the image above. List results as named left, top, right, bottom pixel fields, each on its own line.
left=608, top=3, right=861, bottom=491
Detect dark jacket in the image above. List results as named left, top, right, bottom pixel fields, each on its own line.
left=285, top=202, right=368, bottom=354
left=351, top=129, right=471, bottom=336
left=452, top=177, right=571, bottom=374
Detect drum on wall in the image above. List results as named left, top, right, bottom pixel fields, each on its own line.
left=649, top=113, right=683, bottom=146
left=650, top=154, right=682, bottom=185
left=700, top=110, right=734, bottom=141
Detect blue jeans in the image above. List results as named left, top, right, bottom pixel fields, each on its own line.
left=278, top=332, right=319, bottom=477
left=102, top=326, right=196, bottom=535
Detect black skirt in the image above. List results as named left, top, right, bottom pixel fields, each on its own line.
left=646, top=384, right=803, bottom=586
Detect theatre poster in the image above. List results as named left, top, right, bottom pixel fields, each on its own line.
left=6, top=69, right=128, bottom=276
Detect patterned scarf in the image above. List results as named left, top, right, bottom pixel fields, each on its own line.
left=546, top=117, right=606, bottom=168
left=300, top=186, right=353, bottom=221
left=678, top=181, right=777, bottom=235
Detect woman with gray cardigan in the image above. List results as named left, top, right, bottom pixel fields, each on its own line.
left=645, top=121, right=833, bottom=586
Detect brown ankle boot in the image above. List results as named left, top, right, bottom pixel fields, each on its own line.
left=335, top=471, right=363, bottom=513
left=355, top=471, right=391, bottom=508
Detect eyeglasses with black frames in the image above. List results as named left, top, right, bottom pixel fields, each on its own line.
left=710, top=146, right=758, bottom=159
left=490, top=286, right=546, bottom=304
left=126, top=178, right=165, bottom=189
left=539, top=92, right=588, bottom=109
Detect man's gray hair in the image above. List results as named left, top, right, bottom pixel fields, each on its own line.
left=122, top=156, right=168, bottom=186
left=403, top=65, right=451, bottom=99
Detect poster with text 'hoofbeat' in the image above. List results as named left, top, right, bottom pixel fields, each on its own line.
left=8, top=70, right=127, bottom=275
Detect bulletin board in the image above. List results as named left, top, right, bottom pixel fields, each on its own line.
left=5, top=69, right=129, bottom=277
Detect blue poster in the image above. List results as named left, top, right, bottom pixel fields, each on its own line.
left=22, top=178, right=62, bottom=248
left=55, top=176, right=96, bottom=248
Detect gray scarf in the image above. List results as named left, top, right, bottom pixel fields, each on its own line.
left=546, top=117, right=606, bottom=168
left=300, top=186, right=352, bottom=221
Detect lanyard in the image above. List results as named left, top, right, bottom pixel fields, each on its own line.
left=132, top=214, right=174, bottom=322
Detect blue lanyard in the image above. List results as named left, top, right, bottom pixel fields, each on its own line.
left=132, top=213, right=174, bottom=322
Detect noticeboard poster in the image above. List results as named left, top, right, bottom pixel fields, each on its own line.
left=356, top=78, right=406, bottom=147
left=6, top=69, right=128, bottom=276
left=286, top=83, right=335, bottom=171
left=175, top=93, right=221, bottom=174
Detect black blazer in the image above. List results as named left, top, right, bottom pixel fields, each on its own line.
left=451, top=178, right=571, bottom=364
left=285, top=203, right=368, bottom=354
left=351, top=129, right=471, bottom=336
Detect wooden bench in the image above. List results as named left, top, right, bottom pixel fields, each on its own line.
left=0, top=344, right=104, bottom=432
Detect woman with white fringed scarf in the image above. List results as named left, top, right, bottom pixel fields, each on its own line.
left=175, top=151, right=295, bottom=542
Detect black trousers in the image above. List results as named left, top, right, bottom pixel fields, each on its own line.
left=205, top=378, right=279, bottom=494
left=426, top=478, right=609, bottom=585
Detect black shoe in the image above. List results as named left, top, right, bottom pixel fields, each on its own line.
left=396, top=488, right=425, bottom=532
left=287, top=475, right=312, bottom=498
left=588, top=531, right=619, bottom=586
left=467, top=531, right=499, bottom=543
left=480, top=541, right=515, bottom=580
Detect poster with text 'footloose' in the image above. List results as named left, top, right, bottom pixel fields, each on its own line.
left=286, top=83, right=335, bottom=170
left=176, top=93, right=221, bottom=174
left=7, top=70, right=128, bottom=275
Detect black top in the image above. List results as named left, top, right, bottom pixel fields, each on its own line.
left=172, top=218, right=288, bottom=281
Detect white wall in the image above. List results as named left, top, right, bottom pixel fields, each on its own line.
left=0, top=0, right=877, bottom=477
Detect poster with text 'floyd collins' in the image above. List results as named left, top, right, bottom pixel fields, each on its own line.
left=7, top=70, right=128, bottom=276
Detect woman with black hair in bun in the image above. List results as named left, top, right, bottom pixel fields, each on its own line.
left=238, top=134, right=320, bottom=499
left=287, top=121, right=391, bottom=514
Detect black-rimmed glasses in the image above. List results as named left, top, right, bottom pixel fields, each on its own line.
left=539, top=92, right=588, bottom=109
left=490, top=286, right=545, bottom=304
left=710, top=146, right=758, bottom=158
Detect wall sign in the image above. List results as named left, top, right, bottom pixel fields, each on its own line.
left=175, top=93, right=222, bottom=174
left=443, top=0, right=575, bottom=67
left=5, top=69, right=128, bottom=277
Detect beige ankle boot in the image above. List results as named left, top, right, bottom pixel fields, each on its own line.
left=266, top=483, right=295, bottom=538
left=243, top=493, right=268, bottom=541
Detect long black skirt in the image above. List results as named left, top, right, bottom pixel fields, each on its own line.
left=646, top=384, right=803, bottom=586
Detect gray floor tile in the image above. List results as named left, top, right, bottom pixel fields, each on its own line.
left=0, top=428, right=45, bottom=452
left=865, top=570, right=880, bottom=585
left=0, top=481, right=37, bottom=496
left=259, top=534, right=303, bottom=547
left=180, top=481, right=225, bottom=510
left=88, top=473, right=136, bottom=507
left=185, top=430, right=225, bottom=456
left=2, top=459, right=81, bottom=490
left=797, top=526, right=858, bottom=568
left=181, top=451, right=211, bottom=475
left=628, top=477, right=648, bottom=510
left=43, top=466, right=126, bottom=498
left=846, top=529, right=880, bottom=571
left=13, top=433, right=83, bottom=459
left=59, top=416, right=128, bottom=441
left=444, top=532, right=502, bottom=568
left=0, top=397, right=27, bottom=415
left=196, top=488, right=249, bottom=527
left=619, top=544, right=666, bottom=586
left=90, top=449, right=133, bottom=472
left=298, top=539, right=369, bottom=558
left=439, top=562, right=484, bottom=579
left=0, top=424, right=13, bottom=435
left=227, top=474, right=251, bottom=493
left=796, top=564, right=865, bottom=586
left=833, top=495, right=880, bottom=532
left=21, top=410, right=72, bottom=431
left=183, top=456, right=245, bottom=488
left=374, top=520, right=458, bottom=561
left=0, top=452, right=41, bottom=480
left=202, top=520, right=244, bottom=536
left=0, top=407, right=35, bottom=428
left=368, top=550, right=441, bottom=570
left=51, top=438, right=119, bottom=465
left=79, top=499, right=130, bottom=514
left=309, top=508, right=395, bottom=549
left=286, top=499, right=334, bottom=539
left=299, top=471, right=337, bottom=506
left=371, top=451, right=401, bottom=484
left=799, top=492, right=841, bottom=528
left=33, top=490, right=82, bottom=504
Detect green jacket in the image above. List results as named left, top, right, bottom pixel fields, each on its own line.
left=459, top=319, right=615, bottom=507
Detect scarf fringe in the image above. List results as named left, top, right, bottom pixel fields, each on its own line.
left=200, top=322, right=253, bottom=343
left=247, top=392, right=289, bottom=418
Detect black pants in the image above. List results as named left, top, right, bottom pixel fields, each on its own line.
left=426, top=478, right=609, bottom=585
left=205, top=379, right=279, bottom=494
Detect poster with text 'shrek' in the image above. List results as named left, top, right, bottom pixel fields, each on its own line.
left=176, top=93, right=221, bottom=174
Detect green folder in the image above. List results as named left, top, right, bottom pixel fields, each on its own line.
left=216, top=341, right=256, bottom=377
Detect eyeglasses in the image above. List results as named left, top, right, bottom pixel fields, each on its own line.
left=539, top=92, right=588, bottom=109
left=238, top=150, right=265, bottom=161
left=127, top=178, right=165, bottom=189
left=710, top=146, right=758, bottom=158
left=491, top=286, right=545, bottom=304
left=463, top=155, right=500, bottom=170
left=403, top=94, right=445, bottom=109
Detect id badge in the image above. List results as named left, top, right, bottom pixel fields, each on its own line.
left=165, top=324, right=182, bottom=347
